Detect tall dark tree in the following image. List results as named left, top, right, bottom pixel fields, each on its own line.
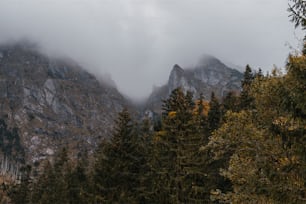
left=136, top=118, right=155, bottom=202
left=208, top=92, right=221, bottom=133
left=93, top=108, right=146, bottom=203
left=240, top=64, right=255, bottom=110
left=196, top=93, right=209, bottom=141
left=222, top=91, right=240, bottom=113
left=153, top=88, right=207, bottom=202
left=65, top=154, right=90, bottom=204
left=31, top=148, right=70, bottom=204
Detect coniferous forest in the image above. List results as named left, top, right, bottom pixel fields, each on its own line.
left=1, top=0, right=306, bottom=203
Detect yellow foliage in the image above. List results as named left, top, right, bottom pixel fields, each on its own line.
left=168, top=111, right=176, bottom=118
left=193, top=100, right=209, bottom=116
left=153, top=131, right=167, bottom=143
left=279, top=157, right=290, bottom=166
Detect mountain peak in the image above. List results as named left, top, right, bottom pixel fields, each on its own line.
left=146, top=56, right=243, bottom=113
left=169, top=64, right=186, bottom=89
left=172, top=64, right=184, bottom=73
left=197, top=55, right=223, bottom=67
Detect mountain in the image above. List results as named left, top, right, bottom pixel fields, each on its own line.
left=146, top=55, right=243, bottom=113
left=0, top=43, right=127, bottom=163
left=0, top=43, right=244, bottom=164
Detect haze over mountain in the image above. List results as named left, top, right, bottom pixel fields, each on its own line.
left=0, top=0, right=303, bottom=100
left=0, top=41, right=244, bottom=163
left=146, top=55, right=243, bottom=113
left=0, top=44, right=128, bottom=162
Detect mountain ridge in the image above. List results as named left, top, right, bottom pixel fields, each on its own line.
left=145, top=56, right=243, bottom=113
left=0, top=43, right=128, bottom=163
left=0, top=42, right=244, bottom=165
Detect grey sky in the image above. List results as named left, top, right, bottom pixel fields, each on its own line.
left=0, top=0, right=303, bottom=100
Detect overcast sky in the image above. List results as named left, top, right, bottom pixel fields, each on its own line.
left=0, top=0, right=303, bottom=100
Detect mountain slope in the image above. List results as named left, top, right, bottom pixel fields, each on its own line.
left=0, top=43, right=127, bottom=163
left=146, top=56, right=243, bottom=112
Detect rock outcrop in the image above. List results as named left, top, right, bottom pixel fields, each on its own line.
left=0, top=44, right=127, bottom=163
left=146, top=55, right=243, bottom=113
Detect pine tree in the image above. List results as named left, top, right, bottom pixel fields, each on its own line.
left=222, top=91, right=240, bottom=113
left=195, top=93, right=209, bottom=142
left=205, top=52, right=306, bottom=203
left=66, top=154, right=90, bottom=204
left=153, top=88, right=208, bottom=202
left=240, top=64, right=255, bottom=110
left=30, top=148, right=70, bottom=204
left=136, top=118, right=155, bottom=203
left=208, top=92, right=221, bottom=133
left=31, top=160, right=57, bottom=204
left=93, top=108, right=146, bottom=203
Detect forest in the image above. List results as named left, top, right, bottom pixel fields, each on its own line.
left=0, top=0, right=305, bottom=203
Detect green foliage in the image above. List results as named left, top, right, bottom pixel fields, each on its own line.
left=93, top=108, right=148, bottom=203
left=239, top=65, right=255, bottom=110
left=8, top=4, right=306, bottom=201
left=208, top=92, right=221, bottom=132
left=65, top=157, right=90, bottom=204
left=31, top=148, right=70, bottom=204
left=152, top=88, right=209, bottom=203
left=206, top=52, right=306, bottom=203
left=10, top=60, right=305, bottom=203
left=222, top=91, right=240, bottom=113
left=15, top=148, right=91, bottom=204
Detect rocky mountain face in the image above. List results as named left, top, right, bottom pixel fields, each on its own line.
left=0, top=44, right=243, bottom=164
left=0, top=44, right=127, bottom=163
left=146, top=56, right=243, bottom=113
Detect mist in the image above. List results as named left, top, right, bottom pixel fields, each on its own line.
left=0, top=0, right=303, bottom=100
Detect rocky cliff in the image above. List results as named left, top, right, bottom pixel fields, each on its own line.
left=146, top=56, right=243, bottom=113
left=0, top=44, right=127, bottom=163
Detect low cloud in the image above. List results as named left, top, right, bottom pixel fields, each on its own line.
left=0, top=0, right=302, bottom=100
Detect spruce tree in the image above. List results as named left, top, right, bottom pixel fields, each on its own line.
left=153, top=88, right=208, bottom=202
left=240, top=64, right=255, bottom=110
left=66, top=154, right=90, bottom=204
left=205, top=52, right=306, bottom=203
left=31, top=148, right=70, bottom=204
left=93, top=108, right=146, bottom=203
left=208, top=92, right=221, bottom=133
left=222, top=91, right=240, bottom=113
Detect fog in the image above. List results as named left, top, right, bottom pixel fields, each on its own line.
left=0, top=0, right=303, bottom=100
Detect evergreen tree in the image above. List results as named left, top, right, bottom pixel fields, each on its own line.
left=31, top=160, right=58, bottom=204
left=31, top=148, right=70, bottom=204
left=93, top=108, right=146, bottom=203
left=195, top=93, right=209, bottom=142
left=136, top=118, right=155, bottom=203
left=222, top=91, right=240, bottom=113
left=240, top=64, right=255, bottom=110
left=205, top=53, right=306, bottom=203
left=66, top=154, right=90, bottom=204
left=153, top=88, right=208, bottom=202
left=208, top=92, right=221, bottom=133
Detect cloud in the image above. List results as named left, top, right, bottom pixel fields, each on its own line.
left=0, top=0, right=302, bottom=100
